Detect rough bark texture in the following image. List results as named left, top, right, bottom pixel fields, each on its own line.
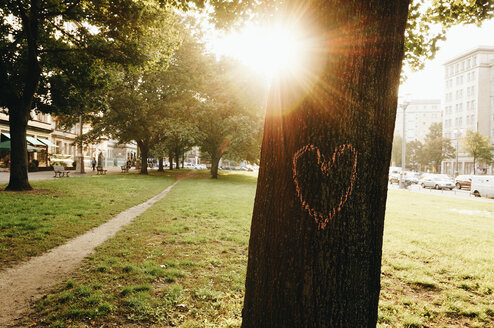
left=242, top=1, right=410, bottom=327
left=138, top=142, right=149, bottom=175
left=158, top=157, right=164, bottom=172
left=175, top=152, right=180, bottom=170
left=169, top=153, right=174, bottom=170
left=210, top=156, right=220, bottom=179
left=7, top=108, right=32, bottom=191
left=5, top=1, right=42, bottom=191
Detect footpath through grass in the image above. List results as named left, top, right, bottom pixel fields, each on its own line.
left=0, top=173, right=175, bottom=269
left=24, top=173, right=494, bottom=327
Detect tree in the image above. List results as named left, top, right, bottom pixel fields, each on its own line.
left=88, top=24, right=207, bottom=174
left=421, top=123, right=455, bottom=172
left=0, top=0, right=185, bottom=190
left=195, top=58, right=264, bottom=178
left=462, top=130, right=494, bottom=174
left=241, top=2, right=410, bottom=326
left=241, top=1, right=494, bottom=326
left=406, top=140, right=423, bottom=171
left=391, top=135, right=403, bottom=167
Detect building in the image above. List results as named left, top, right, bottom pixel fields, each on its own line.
left=0, top=111, right=137, bottom=169
left=394, top=99, right=442, bottom=142
left=441, top=46, right=494, bottom=175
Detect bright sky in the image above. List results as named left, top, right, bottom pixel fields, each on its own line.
left=399, top=18, right=494, bottom=99
left=208, top=14, right=494, bottom=99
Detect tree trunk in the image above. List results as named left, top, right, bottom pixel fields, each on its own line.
left=169, top=152, right=173, bottom=170
left=5, top=2, right=42, bottom=191
left=210, top=156, right=220, bottom=179
left=6, top=107, right=32, bottom=191
left=175, top=151, right=180, bottom=170
left=473, top=157, right=476, bottom=175
left=242, top=1, right=410, bottom=327
left=182, top=153, right=185, bottom=168
left=158, top=157, right=164, bottom=172
left=139, top=143, right=149, bottom=175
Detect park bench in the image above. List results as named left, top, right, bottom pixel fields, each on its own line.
left=121, top=165, right=129, bottom=173
left=97, top=166, right=107, bottom=175
left=53, top=165, right=70, bottom=178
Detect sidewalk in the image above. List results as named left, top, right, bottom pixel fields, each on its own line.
left=0, top=166, right=134, bottom=185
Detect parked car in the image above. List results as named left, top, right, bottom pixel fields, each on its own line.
left=419, top=174, right=455, bottom=190
left=455, top=175, right=473, bottom=190
left=404, top=171, right=420, bottom=184
left=389, top=167, right=401, bottom=184
left=470, top=175, right=494, bottom=198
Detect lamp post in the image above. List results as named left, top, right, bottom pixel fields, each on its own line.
left=455, top=129, right=461, bottom=177
left=399, top=100, right=410, bottom=189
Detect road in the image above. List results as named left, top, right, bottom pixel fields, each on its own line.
left=388, top=182, right=494, bottom=203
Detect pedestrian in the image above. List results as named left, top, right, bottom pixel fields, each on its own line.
left=91, top=157, right=96, bottom=171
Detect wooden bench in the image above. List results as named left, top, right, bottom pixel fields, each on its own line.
left=53, top=165, right=70, bottom=178
left=121, top=165, right=129, bottom=173
left=97, top=166, right=107, bottom=175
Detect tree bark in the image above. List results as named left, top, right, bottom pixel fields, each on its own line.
left=210, top=156, right=220, bottom=179
left=6, top=107, right=32, bottom=191
left=169, top=152, right=173, bottom=170
left=158, top=157, right=164, bottom=172
left=5, top=2, right=42, bottom=191
left=242, top=1, right=410, bottom=327
left=138, top=142, right=149, bottom=175
left=182, top=152, right=185, bottom=168
left=175, top=151, right=180, bottom=170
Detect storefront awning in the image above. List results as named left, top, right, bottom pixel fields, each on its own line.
left=37, top=138, right=57, bottom=147
left=26, top=136, right=46, bottom=146
left=0, top=140, right=40, bottom=152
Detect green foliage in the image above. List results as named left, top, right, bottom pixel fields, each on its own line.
left=462, top=130, right=494, bottom=173
left=421, top=123, right=455, bottom=172
left=194, top=58, right=265, bottom=177
left=404, top=0, right=494, bottom=72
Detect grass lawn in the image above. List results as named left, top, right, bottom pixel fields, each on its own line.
left=0, top=173, right=175, bottom=269
left=23, top=173, right=494, bottom=327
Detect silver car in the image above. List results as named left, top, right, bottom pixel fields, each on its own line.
left=419, top=174, right=455, bottom=190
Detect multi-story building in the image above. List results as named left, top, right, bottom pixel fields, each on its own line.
left=441, top=46, right=494, bottom=175
left=394, top=99, right=442, bottom=143
left=0, top=111, right=137, bottom=169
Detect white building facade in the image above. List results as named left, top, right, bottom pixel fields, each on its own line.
left=441, top=46, right=494, bottom=176
left=394, top=99, right=442, bottom=142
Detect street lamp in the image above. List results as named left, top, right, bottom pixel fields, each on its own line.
left=454, top=129, right=462, bottom=177
left=399, top=100, right=410, bottom=189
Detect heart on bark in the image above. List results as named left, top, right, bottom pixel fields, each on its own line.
left=292, top=144, right=358, bottom=230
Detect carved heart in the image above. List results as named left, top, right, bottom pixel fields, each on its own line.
left=292, top=144, right=358, bottom=230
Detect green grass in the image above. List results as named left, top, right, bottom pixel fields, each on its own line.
left=23, top=173, right=494, bottom=327
left=379, top=190, right=494, bottom=327
left=0, top=172, right=175, bottom=268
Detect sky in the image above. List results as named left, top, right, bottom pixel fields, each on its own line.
left=399, top=18, right=494, bottom=100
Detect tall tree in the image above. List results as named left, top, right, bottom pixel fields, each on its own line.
left=406, top=140, right=423, bottom=171
left=241, top=1, right=494, bottom=326
left=462, top=130, right=494, bottom=174
left=0, top=0, right=185, bottom=190
left=421, top=123, right=455, bottom=172
left=195, top=58, right=264, bottom=178
left=88, top=24, right=206, bottom=174
left=242, top=1, right=410, bottom=326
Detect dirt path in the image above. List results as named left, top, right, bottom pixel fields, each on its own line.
left=0, top=179, right=181, bottom=326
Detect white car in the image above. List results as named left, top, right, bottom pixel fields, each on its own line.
left=471, top=175, right=494, bottom=197
left=419, top=174, right=455, bottom=190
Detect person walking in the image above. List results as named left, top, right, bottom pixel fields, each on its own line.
left=91, top=157, right=96, bottom=171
